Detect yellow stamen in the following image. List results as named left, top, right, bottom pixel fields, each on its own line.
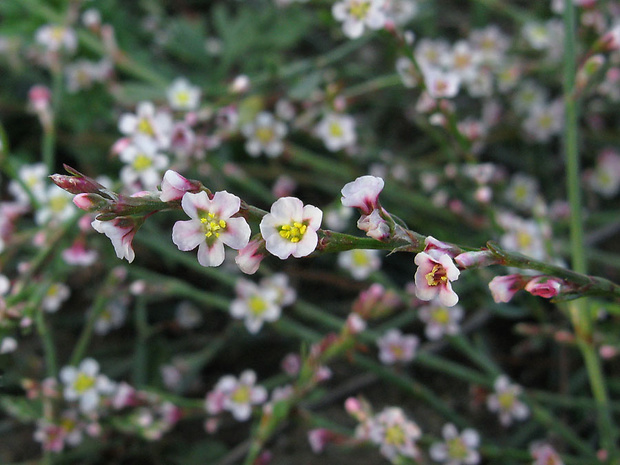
left=137, top=118, right=155, bottom=136
left=231, top=385, right=251, bottom=404
left=426, top=264, right=448, bottom=287
left=73, top=373, right=95, bottom=393
left=384, top=424, right=405, bottom=446
left=132, top=154, right=153, bottom=171
left=278, top=222, right=307, bottom=243
left=248, top=296, right=267, bottom=316
left=200, top=212, right=227, bottom=239
left=348, top=0, right=371, bottom=20
left=255, top=127, right=274, bottom=144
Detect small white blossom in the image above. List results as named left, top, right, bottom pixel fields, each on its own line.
left=315, top=113, right=357, bottom=152
left=338, top=249, right=382, bottom=280
left=332, top=0, right=387, bottom=39
left=166, top=77, right=201, bottom=111
left=430, top=423, right=480, bottom=465
left=60, top=358, right=115, bottom=413
left=487, top=375, right=530, bottom=426
left=242, top=112, right=287, bottom=157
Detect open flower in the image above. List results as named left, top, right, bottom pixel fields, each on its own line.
left=172, top=191, right=251, bottom=267
left=242, top=111, right=287, bottom=157
left=230, top=278, right=281, bottom=334
left=429, top=423, right=480, bottom=465
left=206, top=370, right=267, bottom=421
left=259, top=197, right=322, bottom=259
left=487, top=375, right=529, bottom=426
left=315, top=113, right=357, bottom=152
left=418, top=301, right=463, bottom=340
left=338, top=249, right=382, bottom=280
left=60, top=358, right=114, bottom=413
left=414, top=251, right=460, bottom=307
left=166, top=77, right=201, bottom=111
left=341, top=175, right=384, bottom=215
left=376, top=329, right=419, bottom=365
left=368, top=407, right=422, bottom=461
left=332, top=0, right=387, bottom=39
left=92, top=216, right=143, bottom=263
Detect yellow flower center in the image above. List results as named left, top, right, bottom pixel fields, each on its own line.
left=255, top=127, right=274, bottom=144
left=498, top=391, right=515, bottom=411
left=201, top=212, right=227, bottom=240
left=516, top=231, right=532, bottom=249
left=49, top=196, right=69, bottom=213
left=351, top=249, right=369, bottom=266
left=329, top=121, right=344, bottom=138
left=538, top=114, right=553, bottom=129
left=349, top=0, right=371, bottom=20
left=137, top=118, right=155, bottom=136
left=46, top=284, right=59, bottom=297
left=279, top=222, right=307, bottom=243
left=133, top=154, right=153, bottom=171
left=231, top=385, right=251, bottom=404
left=175, top=90, right=190, bottom=105
left=248, top=296, right=267, bottom=316
left=390, top=345, right=404, bottom=358
left=73, top=372, right=95, bottom=393
left=454, top=54, right=471, bottom=69
left=426, top=264, right=448, bottom=287
left=447, top=437, right=468, bottom=459
left=432, top=307, right=450, bottom=325
left=51, top=26, right=65, bottom=42
left=384, top=424, right=405, bottom=446
left=60, top=417, right=77, bottom=432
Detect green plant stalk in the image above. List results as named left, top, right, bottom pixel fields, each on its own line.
left=35, top=306, right=57, bottom=379
left=69, top=272, right=119, bottom=366
left=133, top=295, right=149, bottom=387
left=563, top=2, right=617, bottom=458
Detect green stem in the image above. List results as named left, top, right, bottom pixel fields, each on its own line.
left=35, top=306, right=57, bottom=379
left=563, top=2, right=617, bottom=459
left=133, top=295, right=149, bottom=387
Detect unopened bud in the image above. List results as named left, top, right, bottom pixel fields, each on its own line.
left=73, top=193, right=110, bottom=212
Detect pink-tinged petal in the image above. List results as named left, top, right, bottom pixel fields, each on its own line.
left=302, top=204, right=323, bottom=229
left=220, top=217, right=251, bottom=250
left=181, top=191, right=211, bottom=219
left=197, top=241, right=225, bottom=267
left=211, top=191, right=241, bottom=219
left=265, top=235, right=297, bottom=260
left=259, top=213, right=279, bottom=235
left=172, top=220, right=204, bottom=251
left=439, top=254, right=460, bottom=281
left=270, top=197, right=303, bottom=222
left=439, top=283, right=459, bottom=307
left=292, top=230, right=318, bottom=258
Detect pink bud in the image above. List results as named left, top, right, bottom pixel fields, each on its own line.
left=524, top=276, right=562, bottom=299
left=235, top=237, right=266, bottom=275
left=308, top=428, right=334, bottom=454
left=28, top=85, right=51, bottom=112
left=488, top=274, right=526, bottom=303
left=455, top=250, right=498, bottom=269
left=73, top=193, right=109, bottom=212
left=159, top=170, right=202, bottom=202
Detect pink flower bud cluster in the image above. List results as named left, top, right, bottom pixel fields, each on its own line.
left=341, top=175, right=392, bottom=241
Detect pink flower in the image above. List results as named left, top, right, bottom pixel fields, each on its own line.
left=341, top=175, right=384, bottom=215
left=159, top=170, right=202, bottom=202
left=73, top=193, right=110, bottom=212
left=530, top=443, right=564, bottom=465
left=259, top=197, right=322, bottom=259
left=414, top=251, right=460, bottom=307
left=92, top=216, right=142, bottom=263
left=524, top=276, right=562, bottom=299
left=172, top=191, right=251, bottom=267
left=454, top=250, right=498, bottom=269
left=308, top=428, right=335, bottom=454
left=488, top=274, right=526, bottom=303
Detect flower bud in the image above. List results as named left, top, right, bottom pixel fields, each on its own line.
left=73, top=193, right=110, bottom=212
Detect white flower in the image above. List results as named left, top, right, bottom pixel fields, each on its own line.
left=429, top=423, right=480, bottom=465
left=175, top=301, right=203, bottom=329
left=119, top=136, right=169, bottom=190
left=242, top=111, right=287, bottom=157
left=172, top=191, right=251, bottom=267
left=424, top=69, right=461, bottom=99
left=418, top=301, right=463, bottom=340
left=259, top=197, right=322, bottom=259
left=35, top=25, right=77, bottom=54
left=0, top=337, right=17, bottom=354
left=35, top=186, right=75, bottom=225
left=91, top=216, right=141, bottom=263
left=377, top=329, right=419, bottom=364
left=42, top=282, right=71, bottom=313
left=60, top=358, right=114, bottom=413
left=396, top=56, right=419, bottom=88
left=118, top=101, right=173, bottom=149
left=487, top=375, right=530, bottom=426
left=230, top=279, right=281, bottom=333
left=8, top=163, right=48, bottom=206
left=166, top=77, right=201, bottom=111
left=368, top=407, right=422, bottom=461
left=93, top=298, right=128, bottom=335
left=338, top=249, right=382, bottom=280
left=207, top=370, right=268, bottom=421
left=522, top=99, right=563, bottom=143
left=315, top=113, right=357, bottom=152
left=332, top=0, right=387, bottom=39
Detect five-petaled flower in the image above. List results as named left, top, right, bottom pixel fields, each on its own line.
left=172, top=191, right=251, bottom=267
left=259, top=197, right=322, bottom=259
left=206, top=370, right=267, bottom=422
left=59, top=358, right=115, bottom=413
left=414, top=249, right=460, bottom=307
left=429, top=423, right=480, bottom=465
left=486, top=375, right=529, bottom=426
